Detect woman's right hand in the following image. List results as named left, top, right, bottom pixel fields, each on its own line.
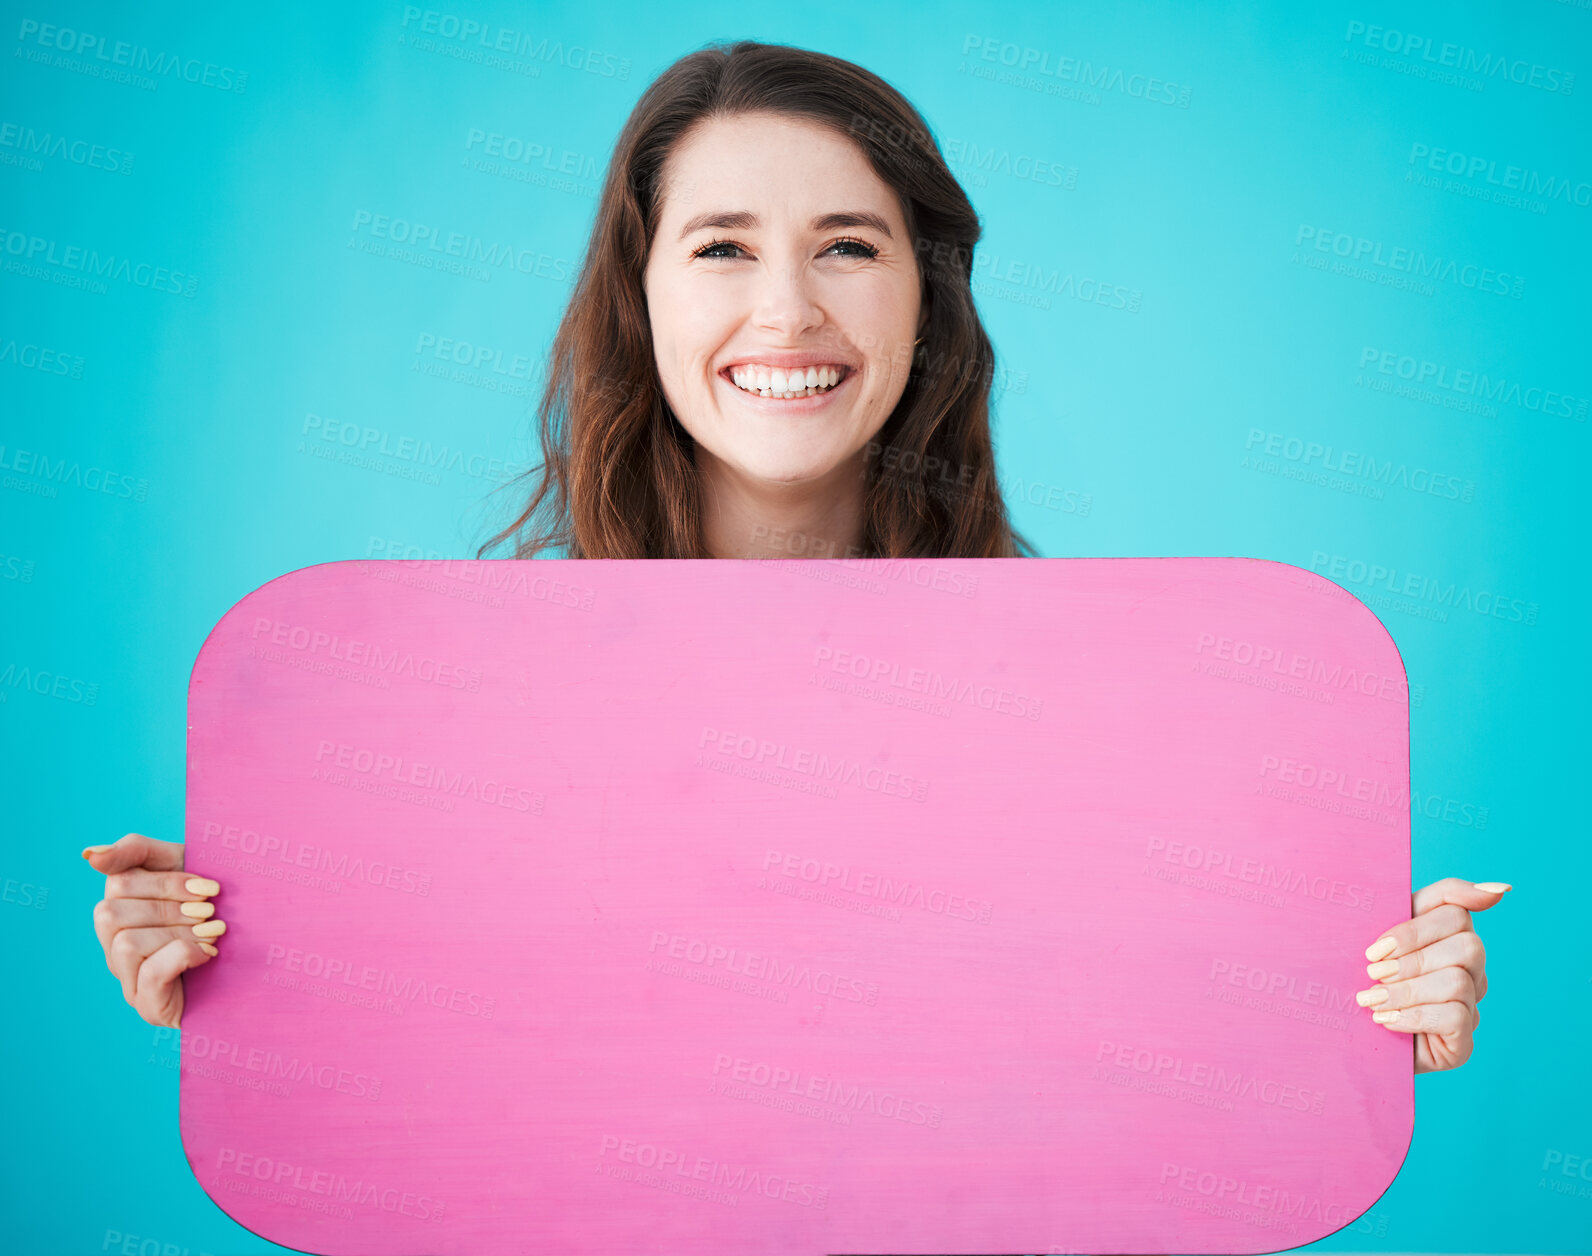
left=84, top=833, right=226, bottom=1028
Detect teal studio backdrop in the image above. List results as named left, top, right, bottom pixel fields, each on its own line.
left=2, top=1, right=1587, bottom=1253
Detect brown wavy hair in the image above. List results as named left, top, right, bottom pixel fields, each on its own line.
left=475, top=38, right=1036, bottom=561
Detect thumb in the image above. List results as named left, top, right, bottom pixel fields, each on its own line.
left=81, top=832, right=184, bottom=874
left=1411, top=877, right=1512, bottom=917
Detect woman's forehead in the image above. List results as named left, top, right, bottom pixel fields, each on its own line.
left=657, top=114, right=904, bottom=230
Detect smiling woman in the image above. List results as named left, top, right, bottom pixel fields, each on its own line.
left=473, top=38, right=1038, bottom=561
left=85, top=38, right=1507, bottom=1113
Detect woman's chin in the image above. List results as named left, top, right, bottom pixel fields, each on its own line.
left=738, top=456, right=846, bottom=486
left=697, top=433, right=853, bottom=485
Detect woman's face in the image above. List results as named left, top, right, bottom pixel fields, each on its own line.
left=642, top=110, right=923, bottom=491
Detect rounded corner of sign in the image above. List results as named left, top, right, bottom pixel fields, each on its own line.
left=1332, top=582, right=1410, bottom=687
left=1243, top=557, right=1410, bottom=686
left=1301, top=1114, right=1415, bottom=1251
left=188, top=560, right=357, bottom=690
left=184, top=1161, right=236, bottom=1228
left=176, top=1121, right=241, bottom=1235
left=180, top=1119, right=319, bottom=1256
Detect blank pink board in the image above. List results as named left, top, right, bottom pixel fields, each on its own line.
left=181, top=556, right=1412, bottom=1255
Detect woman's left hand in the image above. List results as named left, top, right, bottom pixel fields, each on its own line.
left=1355, top=878, right=1512, bottom=1072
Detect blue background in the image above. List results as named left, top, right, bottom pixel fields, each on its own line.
left=2, top=1, right=1587, bottom=1253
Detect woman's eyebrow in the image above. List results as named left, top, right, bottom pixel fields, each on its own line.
left=676, top=210, right=894, bottom=242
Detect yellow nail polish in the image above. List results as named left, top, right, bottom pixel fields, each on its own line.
left=1371, top=1009, right=1399, bottom=1024
left=192, top=920, right=226, bottom=938
left=1355, top=987, right=1389, bottom=1007
left=1364, top=936, right=1396, bottom=962
left=1366, top=959, right=1399, bottom=980
left=185, top=876, right=221, bottom=896
left=180, top=901, right=215, bottom=918
left=198, top=942, right=219, bottom=956
left=1475, top=882, right=1511, bottom=893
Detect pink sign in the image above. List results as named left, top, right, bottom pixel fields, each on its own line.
left=181, top=556, right=1412, bottom=1255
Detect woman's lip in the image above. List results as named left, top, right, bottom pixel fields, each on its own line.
left=717, top=366, right=854, bottom=407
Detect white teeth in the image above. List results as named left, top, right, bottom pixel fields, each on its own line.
left=727, top=364, right=846, bottom=398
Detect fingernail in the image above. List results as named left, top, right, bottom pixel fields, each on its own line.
left=185, top=876, right=221, bottom=896
left=1364, top=936, right=1396, bottom=961
left=192, top=920, right=226, bottom=938
left=1366, top=959, right=1399, bottom=980
left=81, top=844, right=111, bottom=858
left=1475, top=882, right=1512, bottom=893
left=180, top=901, right=215, bottom=919
left=1355, top=987, right=1390, bottom=1007
left=1371, top=1009, right=1400, bottom=1024
left=198, top=942, right=219, bottom=957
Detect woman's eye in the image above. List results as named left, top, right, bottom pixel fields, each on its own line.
left=692, top=240, right=745, bottom=260
left=827, top=237, right=879, bottom=259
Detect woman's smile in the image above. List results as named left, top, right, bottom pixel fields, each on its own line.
left=717, top=360, right=856, bottom=410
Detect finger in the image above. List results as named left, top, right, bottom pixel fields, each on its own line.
left=135, top=937, right=215, bottom=1029
left=104, top=867, right=220, bottom=902
left=1356, top=965, right=1476, bottom=1014
left=1364, top=901, right=1475, bottom=967
left=94, top=899, right=218, bottom=971
left=1367, top=930, right=1485, bottom=991
left=81, top=832, right=186, bottom=875
left=96, top=897, right=215, bottom=933
left=1410, top=877, right=1511, bottom=917
left=107, top=923, right=225, bottom=1004
left=1369, top=999, right=1475, bottom=1040
left=1411, top=882, right=1504, bottom=1002
left=108, top=924, right=190, bottom=1004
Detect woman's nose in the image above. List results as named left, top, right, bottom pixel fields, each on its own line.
left=751, top=264, right=824, bottom=336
